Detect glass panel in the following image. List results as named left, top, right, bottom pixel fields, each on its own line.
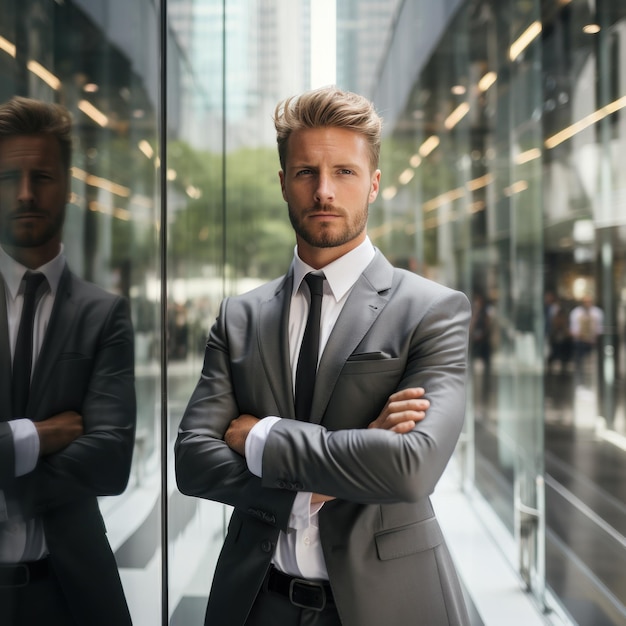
left=166, top=2, right=227, bottom=623
left=373, top=0, right=548, bottom=611
left=166, top=1, right=309, bottom=623
left=0, top=0, right=162, bottom=624
left=542, top=1, right=626, bottom=623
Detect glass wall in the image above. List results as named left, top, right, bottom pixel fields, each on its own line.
left=1, top=0, right=164, bottom=622
left=0, top=1, right=316, bottom=624
left=2, top=1, right=625, bottom=624
left=373, top=1, right=626, bottom=624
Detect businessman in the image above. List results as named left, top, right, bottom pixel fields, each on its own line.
left=0, top=97, right=135, bottom=625
left=176, top=86, right=471, bottom=625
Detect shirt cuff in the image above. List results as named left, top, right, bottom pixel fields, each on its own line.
left=245, top=416, right=280, bottom=477
left=8, top=419, right=40, bottom=476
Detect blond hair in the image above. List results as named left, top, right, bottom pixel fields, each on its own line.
left=274, top=86, right=382, bottom=171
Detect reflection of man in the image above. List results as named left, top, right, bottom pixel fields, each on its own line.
left=0, top=97, right=135, bottom=625
left=176, top=87, right=471, bottom=625
left=570, top=294, right=603, bottom=386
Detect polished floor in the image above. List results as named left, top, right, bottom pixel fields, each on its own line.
left=473, top=361, right=626, bottom=626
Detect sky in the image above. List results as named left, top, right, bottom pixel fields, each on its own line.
left=310, top=0, right=337, bottom=87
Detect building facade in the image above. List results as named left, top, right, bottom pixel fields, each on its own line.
left=0, top=0, right=624, bottom=624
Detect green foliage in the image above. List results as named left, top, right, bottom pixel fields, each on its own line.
left=167, top=140, right=293, bottom=280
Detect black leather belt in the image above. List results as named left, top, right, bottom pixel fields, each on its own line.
left=266, top=566, right=334, bottom=611
left=0, top=558, right=49, bottom=588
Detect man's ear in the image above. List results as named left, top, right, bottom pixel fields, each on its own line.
left=369, top=169, right=381, bottom=203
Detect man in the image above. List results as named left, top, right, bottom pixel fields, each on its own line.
left=0, top=96, right=135, bottom=625
left=569, top=293, right=603, bottom=386
left=176, top=86, right=471, bottom=625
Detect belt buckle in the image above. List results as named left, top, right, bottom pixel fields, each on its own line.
left=0, top=564, right=29, bottom=588
left=289, top=577, right=326, bottom=611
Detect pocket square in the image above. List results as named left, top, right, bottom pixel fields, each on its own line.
left=347, top=351, right=392, bottom=361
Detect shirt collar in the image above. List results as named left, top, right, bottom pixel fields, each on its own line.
left=0, top=244, right=66, bottom=301
left=292, top=236, right=375, bottom=302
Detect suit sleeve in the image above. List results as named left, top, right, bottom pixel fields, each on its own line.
left=0, top=424, right=16, bottom=483
left=25, top=296, right=136, bottom=513
left=262, top=288, right=471, bottom=504
left=175, top=298, right=296, bottom=531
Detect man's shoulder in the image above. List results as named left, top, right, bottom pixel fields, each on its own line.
left=391, top=265, right=465, bottom=299
left=64, top=270, right=127, bottom=306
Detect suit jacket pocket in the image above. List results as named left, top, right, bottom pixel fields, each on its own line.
left=375, top=517, right=443, bottom=561
left=341, top=356, right=401, bottom=375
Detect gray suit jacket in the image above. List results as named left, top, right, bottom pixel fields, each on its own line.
left=0, top=265, right=135, bottom=625
left=176, top=250, right=471, bottom=626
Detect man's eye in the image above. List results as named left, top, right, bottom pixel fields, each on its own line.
left=295, top=169, right=313, bottom=177
left=339, top=169, right=354, bottom=175
left=0, top=172, right=18, bottom=182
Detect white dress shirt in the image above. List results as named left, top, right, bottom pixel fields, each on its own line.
left=245, top=237, right=376, bottom=580
left=0, top=245, right=65, bottom=562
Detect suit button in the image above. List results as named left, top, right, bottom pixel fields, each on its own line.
left=294, top=483, right=304, bottom=490
left=261, top=540, right=273, bottom=553
left=276, top=480, right=286, bottom=489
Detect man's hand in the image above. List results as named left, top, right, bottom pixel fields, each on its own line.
left=35, top=411, right=83, bottom=457
left=224, top=414, right=260, bottom=456
left=368, top=387, right=429, bottom=433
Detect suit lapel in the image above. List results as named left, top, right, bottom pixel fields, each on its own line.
left=310, top=251, right=394, bottom=424
left=0, top=278, right=12, bottom=420
left=258, top=271, right=295, bottom=420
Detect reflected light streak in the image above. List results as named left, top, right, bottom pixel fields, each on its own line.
left=138, top=140, right=154, bottom=159
left=27, top=60, right=61, bottom=90
left=466, top=173, right=493, bottom=191
left=583, top=24, right=601, bottom=34
left=545, top=95, right=626, bottom=148
left=509, top=21, right=542, bottom=61
left=444, top=102, right=470, bottom=130
left=516, top=148, right=541, bottom=164
left=422, top=173, right=494, bottom=213
left=72, top=167, right=131, bottom=198
left=419, top=136, right=440, bottom=158
left=0, top=36, right=16, bottom=58
left=89, top=201, right=130, bottom=221
left=423, top=188, right=464, bottom=212
left=478, top=72, right=497, bottom=92
left=382, top=186, right=397, bottom=200
left=504, top=180, right=529, bottom=196
left=78, top=99, right=109, bottom=127
left=409, top=154, right=422, bottom=168
left=398, top=168, right=415, bottom=185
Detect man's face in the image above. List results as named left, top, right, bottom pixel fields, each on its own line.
left=0, top=134, right=68, bottom=263
left=279, top=126, right=380, bottom=267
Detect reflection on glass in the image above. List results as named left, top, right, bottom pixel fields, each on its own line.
left=0, top=97, right=135, bottom=625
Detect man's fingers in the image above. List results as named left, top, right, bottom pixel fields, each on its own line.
left=368, top=388, right=430, bottom=431
left=387, top=387, right=425, bottom=403
left=391, top=420, right=416, bottom=434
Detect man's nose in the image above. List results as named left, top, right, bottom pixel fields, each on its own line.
left=314, top=174, right=335, bottom=204
left=17, top=174, right=35, bottom=205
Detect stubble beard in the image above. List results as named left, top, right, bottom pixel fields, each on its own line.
left=0, top=208, right=65, bottom=250
left=288, top=202, right=368, bottom=249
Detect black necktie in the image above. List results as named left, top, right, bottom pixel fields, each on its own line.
left=12, top=271, right=46, bottom=416
left=295, top=273, right=325, bottom=421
